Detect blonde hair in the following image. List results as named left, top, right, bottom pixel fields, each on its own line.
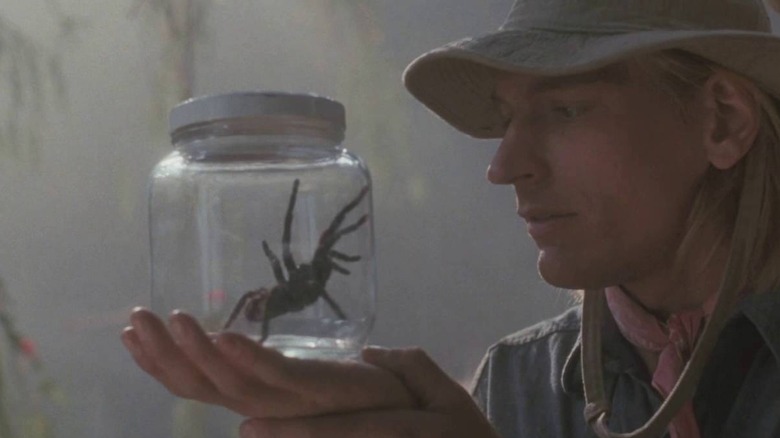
left=646, top=49, right=780, bottom=295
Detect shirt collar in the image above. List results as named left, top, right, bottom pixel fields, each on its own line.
left=561, top=304, right=651, bottom=395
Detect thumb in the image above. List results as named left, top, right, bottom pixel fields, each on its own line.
left=362, top=347, right=472, bottom=410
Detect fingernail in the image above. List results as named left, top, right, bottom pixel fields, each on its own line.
left=121, top=328, right=141, bottom=355
left=132, top=314, right=154, bottom=339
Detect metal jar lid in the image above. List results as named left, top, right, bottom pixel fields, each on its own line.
left=169, top=91, right=346, bottom=135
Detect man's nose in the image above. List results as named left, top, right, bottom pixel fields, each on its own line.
left=486, top=122, right=547, bottom=185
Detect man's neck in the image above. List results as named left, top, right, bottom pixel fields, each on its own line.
left=619, top=243, right=729, bottom=319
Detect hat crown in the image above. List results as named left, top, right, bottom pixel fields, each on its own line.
left=501, top=0, right=771, bottom=34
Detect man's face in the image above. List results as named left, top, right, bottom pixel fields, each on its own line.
left=489, top=62, right=711, bottom=290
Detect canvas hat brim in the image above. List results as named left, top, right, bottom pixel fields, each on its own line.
left=403, top=29, right=780, bottom=139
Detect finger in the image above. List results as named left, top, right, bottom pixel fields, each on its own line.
left=215, top=333, right=378, bottom=395
left=121, top=326, right=157, bottom=373
left=168, top=311, right=247, bottom=381
left=130, top=308, right=191, bottom=373
left=171, top=313, right=328, bottom=418
left=215, top=334, right=415, bottom=416
left=239, top=410, right=450, bottom=438
left=216, top=333, right=374, bottom=417
left=168, top=311, right=292, bottom=415
left=213, top=331, right=292, bottom=382
left=128, top=308, right=222, bottom=403
left=362, top=347, right=471, bottom=410
left=281, top=358, right=417, bottom=414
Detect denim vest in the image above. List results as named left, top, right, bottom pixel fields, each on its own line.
left=472, top=291, right=780, bottom=437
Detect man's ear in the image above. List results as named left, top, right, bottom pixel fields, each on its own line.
left=701, top=71, right=760, bottom=170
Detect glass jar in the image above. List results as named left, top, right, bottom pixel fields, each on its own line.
left=149, top=92, right=375, bottom=360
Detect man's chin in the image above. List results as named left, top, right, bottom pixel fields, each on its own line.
left=537, top=253, right=612, bottom=291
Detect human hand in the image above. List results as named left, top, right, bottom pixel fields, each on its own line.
left=238, top=347, right=501, bottom=438
left=120, top=307, right=416, bottom=418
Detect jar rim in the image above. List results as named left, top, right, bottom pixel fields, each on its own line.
left=169, top=91, right=346, bottom=135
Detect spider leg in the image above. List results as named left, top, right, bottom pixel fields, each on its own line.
left=313, top=215, right=368, bottom=265
left=318, top=185, right=369, bottom=246
left=222, top=289, right=268, bottom=330
left=330, top=261, right=351, bottom=275
left=320, top=290, right=347, bottom=320
left=262, top=240, right=287, bottom=284
left=329, top=250, right=361, bottom=262
left=320, top=214, right=369, bottom=252
left=260, top=307, right=271, bottom=344
left=281, top=179, right=300, bottom=273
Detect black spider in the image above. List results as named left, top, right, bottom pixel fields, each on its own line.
left=222, top=178, right=369, bottom=343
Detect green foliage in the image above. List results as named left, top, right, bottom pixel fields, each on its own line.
left=172, top=399, right=207, bottom=438
left=0, top=0, right=78, bottom=164
left=317, top=2, right=424, bottom=205
left=130, top=0, right=211, bottom=131
left=0, top=279, right=65, bottom=438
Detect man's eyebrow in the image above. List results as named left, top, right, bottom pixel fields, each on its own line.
left=490, top=92, right=509, bottom=109
left=489, top=63, right=630, bottom=107
left=529, top=64, right=630, bottom=93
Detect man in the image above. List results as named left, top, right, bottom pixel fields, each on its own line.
left=123, top=0, right=780, bottom=437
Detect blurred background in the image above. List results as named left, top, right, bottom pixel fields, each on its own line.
left=0, top=1, right=775, bottom=436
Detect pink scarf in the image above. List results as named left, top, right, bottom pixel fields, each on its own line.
left=605, top=287, right=718, bottom=438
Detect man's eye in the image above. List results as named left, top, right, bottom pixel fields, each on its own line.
left=497, top=109, right=513, bottom=129
left=553, top=105, right=590, bottom=119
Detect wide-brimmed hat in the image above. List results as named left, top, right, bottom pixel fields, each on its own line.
left=403, top=0, right=780, bottom=139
